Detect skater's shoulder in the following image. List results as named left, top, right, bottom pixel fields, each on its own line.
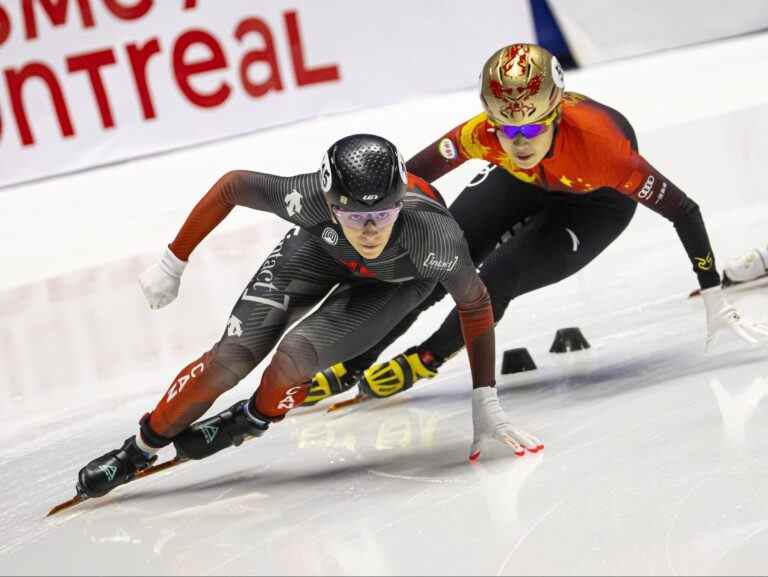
left=402, top=173, right=447, bottom=207
left=559, top=93, right=637, bottom=150
left=398, top=201, right=465, bottom=257
left=399, top=178, right=455, bottom=232
left=400, top=190, right=455, bottom=231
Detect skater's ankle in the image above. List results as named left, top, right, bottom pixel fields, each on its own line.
left=137, top=413, right=173, bottom=455
left=414, top=347, right=443, bottom=371
left=134, top=434, right=159, bottom=457
left=245, top=398, right=280, bottom=425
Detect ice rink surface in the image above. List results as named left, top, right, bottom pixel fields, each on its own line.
left=2, top=228, right=768, bottom=576
left=2, top=33, right=768, bottom=576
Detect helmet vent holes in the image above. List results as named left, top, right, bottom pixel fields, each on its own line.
left=323, top=134, right=407, bottom=210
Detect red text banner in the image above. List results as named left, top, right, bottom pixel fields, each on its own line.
left=0, top=0, right=534, bottom=188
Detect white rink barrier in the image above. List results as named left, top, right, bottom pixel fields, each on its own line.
left=3, top=1, right=766, bottom=188
left=549, top=0, right=768, bottom=65
left=0, top=226, right=284, bottom=407
left=0, top=0, right=534, bottom=187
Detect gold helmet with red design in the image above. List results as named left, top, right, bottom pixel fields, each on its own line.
left=480, top=43, right=565, bottom=125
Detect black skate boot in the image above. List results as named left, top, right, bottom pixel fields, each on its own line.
left=77, top=436, right=158, bottom=498
left=173, top=400, right=276, bottom=460
left=303, top=363, right=363, bottom=406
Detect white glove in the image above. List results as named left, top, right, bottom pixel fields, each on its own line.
left=469, top=386, right=543, bottom=462
left=138, top=246, right=187, bottom=310
left=701, top=286, right=768, bottom=350
left=723, top=247, right=768, bottom=283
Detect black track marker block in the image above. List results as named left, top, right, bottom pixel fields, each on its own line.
left=501, top=348, right=537, bottom=374
left=550, top=327, right=591, bottom=353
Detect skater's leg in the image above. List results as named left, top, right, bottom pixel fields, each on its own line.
left=423, top=188, right=637, bottom=361
left=78, top=231, right=343, bottom=495
left=146, top=230, right=342, bottom=440
left=173, top=278, right=439, bottom=459
left=254, top=278, right=438, bottom=414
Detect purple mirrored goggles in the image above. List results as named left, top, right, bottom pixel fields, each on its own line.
left=332, top=204, right=403, bottom=230
left=494, top=108, right=558, bottom=140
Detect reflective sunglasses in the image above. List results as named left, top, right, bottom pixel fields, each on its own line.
left=495, top=108, right=558, bottom=140
left=332, top=204, right=403, bottom=230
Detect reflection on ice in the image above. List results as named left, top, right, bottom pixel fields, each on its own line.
left=710, top=376, right=768, bottom=446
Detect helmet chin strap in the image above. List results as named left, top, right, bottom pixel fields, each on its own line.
left=324, top=197, right=338, bottom=223
left=544, top=111, right=561, bottom=159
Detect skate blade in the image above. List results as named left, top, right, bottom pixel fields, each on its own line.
left=47, top=493, right=87, bottom=517
left=294, top=402, right=332, bottom=416
left=327, top=394, right=370, bottom=413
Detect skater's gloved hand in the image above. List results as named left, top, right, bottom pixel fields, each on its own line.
left=469, top=386, right=543, bottom=462
left=701, top=286, right=768, bottom=350
left=138, top=246, right=187, bottom=310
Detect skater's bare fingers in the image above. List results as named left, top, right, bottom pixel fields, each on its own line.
left=515, top=431, right=544, bottom=453
left=499, top=434, right=525, bottom=456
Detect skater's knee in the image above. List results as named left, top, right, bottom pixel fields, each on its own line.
left=481, top=266, right=523, bottom=304
left=490, top=296, right=512, bottom=321
left=272, top=335, right=318, bottom=384
left=210, top=342, right=258, bottom=382
left=253, top=346, right=314, bottom=417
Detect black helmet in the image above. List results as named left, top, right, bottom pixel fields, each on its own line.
left=320, top=134, right=408, bottom=211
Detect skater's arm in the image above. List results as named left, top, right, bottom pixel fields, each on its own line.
left=666, top=190, right=720, bottom=290
left=169, top=171, right=323, bottom=261
left=451, top=275, right=496, bottom=388
left=419, top=221, right=496, bottom=388
left=406, top=123, right=470, bottom=183
left=616, top=156, right=720, bottom=290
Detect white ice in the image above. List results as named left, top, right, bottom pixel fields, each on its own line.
left=1, top=34, right=768, bottom=576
